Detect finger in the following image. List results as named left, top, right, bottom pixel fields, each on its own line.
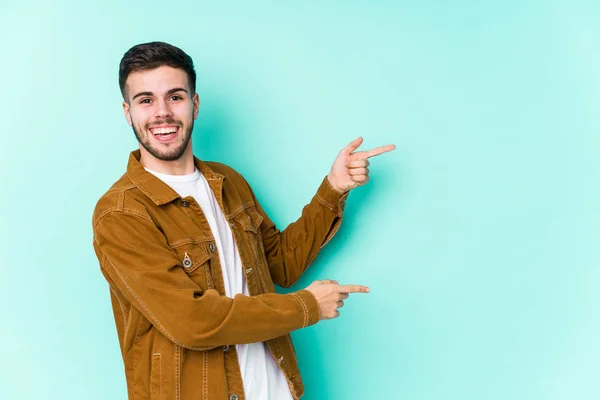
left=351, top=175, right=369, bottom=184
left=346, top=159, right=370, bottom=168
left=337, top=300, right=344, bottom=308
left=339, top=293, right=350, bottom=300
left=365, top=144, right=396, bottom=158
left=334, top=310, right=341, bottom=318
left=338, top=285, right=370, bottom=293
left=348, top=168, right=369, bottom=176
left=341, top=137, right=364, bottom=155
left=352, top=144, right=396, bottom=160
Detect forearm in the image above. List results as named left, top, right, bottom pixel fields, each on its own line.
left=94, top=210, right=320, bottom=351
left=100, top=252, right=320, bottom=350
left=259, top=177, right=348, bottom=287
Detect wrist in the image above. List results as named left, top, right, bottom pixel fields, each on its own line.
left=326, top=174, right=347, bottom=194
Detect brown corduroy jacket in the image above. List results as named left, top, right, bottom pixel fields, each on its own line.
left=91, top=150, right=348, bottom=400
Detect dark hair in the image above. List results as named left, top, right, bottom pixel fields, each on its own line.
left=119, top=41, right=196, bottom=99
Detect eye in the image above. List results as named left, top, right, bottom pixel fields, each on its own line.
left=140, top=98, right=152, bottom=104
left=170, top=95, right=183, bottom=101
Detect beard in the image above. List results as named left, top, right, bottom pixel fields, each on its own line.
left=132, top=118, right=193, bottom=161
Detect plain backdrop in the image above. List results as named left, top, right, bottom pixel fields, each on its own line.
left=1, top=1, right=599, bottom=399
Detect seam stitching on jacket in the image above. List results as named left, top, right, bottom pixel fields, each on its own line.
left=257, top=264, right=269, bottom=293
left=299, top=294, right=309, bottom=327
left=121, top=207, right=154, bottom=221
left=93, top=208, right=153, bottom=230
left=93, top=207, right=119, bottom=227
left=118, top=187, right=125, bottom=210
left=204, top=263, right=215, bottom=289
left=131, top=314, right=145, bottom=400
left=249, top=237, right=270, bottom=293
left=109, top=283, right=128, bottom=329
left=226, top=201, right=256, bottom=220
left=175, top=344, right=181, bottom=400
left=159, top=353, right=162, bottom=399
left=128, top=174, right=168, bottom=206
left=291, top=294, right=308, bottom=328
left=203, top=351, right=209, bottom=399
left=315, top=193, right=336, bottom=211
left=152, top=353, right=162, bottom=399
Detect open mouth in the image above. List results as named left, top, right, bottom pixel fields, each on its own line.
left=149, top=125, right=180, bottom=142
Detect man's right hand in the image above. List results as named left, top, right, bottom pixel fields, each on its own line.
left=304, top=279, right=370, bottom=320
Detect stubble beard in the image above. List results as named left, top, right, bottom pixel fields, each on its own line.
left=132, top=120, right=194, bottom=161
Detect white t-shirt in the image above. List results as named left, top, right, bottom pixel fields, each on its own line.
left=145, top=166, right=293, bottom=400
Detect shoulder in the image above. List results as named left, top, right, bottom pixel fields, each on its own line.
left=91, top=173, right=152, bottom=228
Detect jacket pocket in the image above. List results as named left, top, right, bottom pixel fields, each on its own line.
left=235, top=203, right=264, bottom=234
left=172, top=240, right=214, bottom=290
left=150, top=352, right=162, bottom=400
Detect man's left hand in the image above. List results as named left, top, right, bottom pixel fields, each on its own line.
left=327, top=137, right=396, bottom=194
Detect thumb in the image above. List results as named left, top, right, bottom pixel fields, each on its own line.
left=341, top=137, right=363, bottom=155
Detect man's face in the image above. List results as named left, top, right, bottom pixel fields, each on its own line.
left=123, top=66, right=199, bottom=161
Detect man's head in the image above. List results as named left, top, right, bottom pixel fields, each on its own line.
left=120, top=42, right=199, bottom=162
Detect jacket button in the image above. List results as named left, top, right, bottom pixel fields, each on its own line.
left=277, top=356, right=284, bottom=364
left=182, top=253, right=192, bottom=269
left=209, top=243, right=216, bottom=252
left=245, top=268, right=252, bottom=274
left=180, top=200, right=190, bottom=207
left=229, top=394, right=238, bottom=400
left=223, top=345, right=229, bottom=352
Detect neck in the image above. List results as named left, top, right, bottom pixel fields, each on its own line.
left=139, top=144, right=195, bottom=175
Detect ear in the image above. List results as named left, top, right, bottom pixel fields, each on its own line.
left=122, top=101, right=133, bottom=127
left=193, top=93, right=200, bottom=120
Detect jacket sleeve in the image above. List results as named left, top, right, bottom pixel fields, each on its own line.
left=92, top=209, right=320, bottom=351
left=246, top=176, right=349, bottom=288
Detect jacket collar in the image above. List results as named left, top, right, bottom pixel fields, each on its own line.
left=126, top=149, right=225, bottom=206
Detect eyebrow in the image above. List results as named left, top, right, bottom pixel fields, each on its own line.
left=131, top=87, right=189, bottom=101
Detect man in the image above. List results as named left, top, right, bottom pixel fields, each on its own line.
left=92, top=41, right=395, bottom=400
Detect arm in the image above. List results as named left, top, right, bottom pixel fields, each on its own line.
left=93, top=210, right=320, bottom=351
left=245, top=137, right=395, bottom=288
left=248, top=176, right=348, bottom=288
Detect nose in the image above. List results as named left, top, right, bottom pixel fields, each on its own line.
left=155, top=98, right=172, bottom=119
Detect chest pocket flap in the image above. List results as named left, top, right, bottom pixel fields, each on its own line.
left=171, top=240, right=213, bottom=275
left=234, top=204, right=264, bottom=234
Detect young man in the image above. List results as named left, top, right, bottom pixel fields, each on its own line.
left=92, top=41, right=395, bottom=400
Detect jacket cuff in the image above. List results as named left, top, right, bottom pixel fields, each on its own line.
left=290, top=290, right=321, bottom=328
left=316, top=176, right=349, bottom=216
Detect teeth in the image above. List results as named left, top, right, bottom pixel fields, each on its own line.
left=152, top=127, right=178, bottom=135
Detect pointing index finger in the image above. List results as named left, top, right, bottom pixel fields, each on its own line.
left=365, top=144, right=396, bottom=158
left=338, top=285, right=370, bottom=293
left=352, top=144, right=396, bottom=160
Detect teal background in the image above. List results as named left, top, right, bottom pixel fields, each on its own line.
left=1, top=0, right=599, bottom=399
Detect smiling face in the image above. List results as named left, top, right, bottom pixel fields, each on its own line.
left=122, top=65, right=199, bottom=162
